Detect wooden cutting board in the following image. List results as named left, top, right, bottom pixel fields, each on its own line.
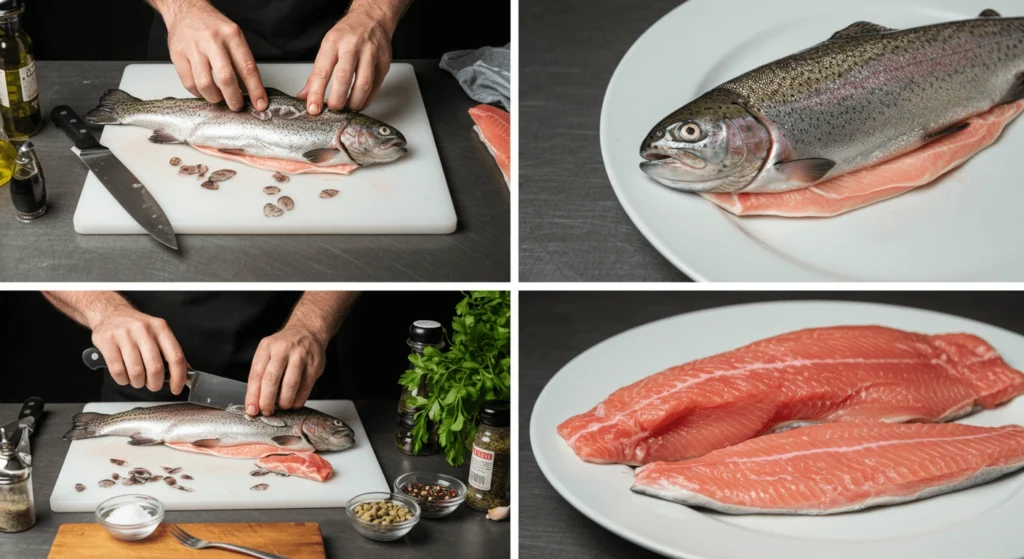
left=73, top=63, right=457, bottom=235
left=47, top=522, right=324, bottom=558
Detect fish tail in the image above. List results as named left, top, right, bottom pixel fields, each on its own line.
left=63, top=411, right=108, bottom=441
left=84, top=89, right=140, bottom=124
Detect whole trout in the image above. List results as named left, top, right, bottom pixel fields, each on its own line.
left=64, top=403, right=355, bottom=456
left=640, top=10, right=1024, bottom=193
left=86, top=88, right=407, bottom=168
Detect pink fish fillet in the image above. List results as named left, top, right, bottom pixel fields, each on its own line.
left=469, top=104, right=510, bottom=186
left=257, top=453, right=334, bottom=482
left=702, top=100, right=1024, bottom=217
left=165, top=441, right=314, bottom=458
left=632, top=422, right=1024, bottom=515
left=557, top=326, right=1024, bottom=465
left=191, top=145, right=358, bottom=176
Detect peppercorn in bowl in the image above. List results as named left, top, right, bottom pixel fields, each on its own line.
left=394, top=472, right=467, bottom=518
left=345, top=491, right=421, bottom=541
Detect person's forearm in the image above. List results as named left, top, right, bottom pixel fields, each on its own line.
left=347, top=0, right=410, bottom=37
left=284, top=291, right=360, bottom=346
left=146, top=0, right=213, bottom=27
left=42, top=291, right=134, bottom=329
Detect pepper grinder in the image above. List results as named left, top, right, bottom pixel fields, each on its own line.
left=0, top=427, right=35, bottom=533
left=9, top=141, right=46, bottom=222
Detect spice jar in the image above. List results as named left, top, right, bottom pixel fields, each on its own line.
left=466, top=400, right=510, bottom=511
left=396, top=320, right=445, bottom=455
left=0, top=427, right=35, bottom=532
left=9, top=141, right=44, bottom=221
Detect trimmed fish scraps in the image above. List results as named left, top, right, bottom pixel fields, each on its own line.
left=161, top=467, right=182, bottom=474
left=250, top=484, right=269, bottom=491
left=169, top=157, right=181, bottom=166
left=264, top=203, right=284, bottom=217
left=277, top=196, right=294, bottom=211
left=263, top=186, right=281, bottom=195
left=319, top=189, right=339, bottom=199
left=109, top=458, right=126, bottom=466
left=208, top=169, right=236, bottom=182
left=176, top=486, right=194, bottom=492
left=272, top=172, right=290, bottom=183
left=178, top=165, right=201, bottom=176
left=98, top=480, right=115, bottom=488
left=200, top=180, right=219, bottom=190
left=180, top=474, right=194, bottom=480
left=74, top=483, right=85, bottom=492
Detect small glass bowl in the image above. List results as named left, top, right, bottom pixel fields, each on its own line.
left=95, top=494, right=164, bottom=541
left=345, top=491, right=420, bottom=541
left=393, top=472, right=467, bottom=518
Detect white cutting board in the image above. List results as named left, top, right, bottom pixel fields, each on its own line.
left=50, top=400, right=388, bottom=512
left=72, top=63, right=456, bottom=234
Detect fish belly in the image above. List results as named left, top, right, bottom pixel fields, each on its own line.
left=557, top=326, right=1024, bottom=465
left=165, top=441, right=315, bottom=458
left=191, top=145, right=357, bottom=175
left=631, top=422, right=1024, bottom=515
left=702, top=100, right=1024, bottom=216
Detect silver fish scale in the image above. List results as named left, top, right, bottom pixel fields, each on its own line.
left=719, top=17, right=1024, bottom=177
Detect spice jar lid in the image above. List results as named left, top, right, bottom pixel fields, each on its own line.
left=0, top=430, right=29, bottom=484
left=409, top=320, right=443, bottom=345
left=0, top=0, right=24, bottom=15
left=478, top=400, right=510, bottom=428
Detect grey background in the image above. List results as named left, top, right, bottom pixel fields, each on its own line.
left=519, top=0, right=690, bottom=281
left=0, top=61, right=510, bottom=282
left=0, top=401, right=510, bottom=559
left=520, top=291, right=1024, bottom=557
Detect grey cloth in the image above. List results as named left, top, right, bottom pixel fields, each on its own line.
left=440, top=44, right=510, bottom=110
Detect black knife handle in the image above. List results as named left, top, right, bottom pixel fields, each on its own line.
left=83, top=346, right=193, bottom=384
left=51, top=105, right=103, bottom=151
left=17, top=397, right=43, bottom=425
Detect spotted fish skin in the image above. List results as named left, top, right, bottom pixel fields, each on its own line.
left=641, top=14, right=1024, bottom=193
left=63, top=403, right=355, bottom=455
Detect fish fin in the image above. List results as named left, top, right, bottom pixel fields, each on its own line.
left=980, top=9, right=1001, bottom=17
left=774, top=158, right=836, bottom=184
left=1001, top=73, right=1024, bottom=104
left=924, top=122, right=970, bottom=142
left=84, top=89, right=140, bottom=125
left=128, top=433, right=162, bottom=446
left=829, top=21, right=896, bottom=40
left=271, top=435, right=304, bottom=446
left=63, top=412, right=109, bottom=441
left=191, top=438, right=222, bottom=447
left=225, top=404, right=248, bottom=415
left=263, top=87, right=289, bottom=97
left=250, top=109, right=273, bottom=121
left=259, top=416, right=288, bottom=428
left=162, top=96, right=177, bottom=100
left=303, top=148, right=341, bottom=164
left=269, top=106, right=305, bottom=119
left=218, top=148, right=247, bottom=155
left=149, top=130, right=184, bottom=144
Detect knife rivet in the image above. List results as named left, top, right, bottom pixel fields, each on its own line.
left=60, top=110, right=66, bottom=115
left=79, top=129, right=86, bottom=134
left=70, top=118, right=77, bottom=123
left=90, top=352, right=98, bottom=360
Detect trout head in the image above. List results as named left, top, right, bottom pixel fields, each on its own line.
left=301, top=409, right=356, bottom=452
left=639, top=89, right=770, bottom=193
left=338, top=114, right=408, bottom=166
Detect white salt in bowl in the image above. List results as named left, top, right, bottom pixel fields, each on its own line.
left=95, top=494, right=164, bottom=541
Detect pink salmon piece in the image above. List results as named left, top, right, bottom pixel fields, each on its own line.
left=191, top=145, right=358, bottom=175
left=256, top=453, right=333, bottom=482
left=165, top=441, right=313, bottom=458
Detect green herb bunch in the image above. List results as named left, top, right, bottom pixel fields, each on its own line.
left=399, top=291, right=511, bottom=466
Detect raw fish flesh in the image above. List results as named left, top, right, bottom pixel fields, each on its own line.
left=469, top=104, right=510, bottom=186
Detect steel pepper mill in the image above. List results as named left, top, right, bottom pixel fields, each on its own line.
left=0, top=427, right=35, bottom=532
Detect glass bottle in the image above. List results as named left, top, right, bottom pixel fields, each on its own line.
left=0, top=427, right=35, bottom=533
left=0, top=0, right=41, bottom=140
left=466, top=400, right=510, bottom=511
left=9, top=140, right=43, bottom=220
left=396, top=320, right=445, bottom=455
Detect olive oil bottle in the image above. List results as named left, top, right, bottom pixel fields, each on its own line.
left=0, top=0, right=40, bottom=140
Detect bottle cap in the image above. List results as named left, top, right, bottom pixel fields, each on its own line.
left=479, top=400, right=510, bottom=428
left=409, top=320, right=443, bottom=345
left=0, top=0, right=24, bottom=15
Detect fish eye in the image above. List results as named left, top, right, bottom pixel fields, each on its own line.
left=333, top=419, right=344, bottom=427
left=379, top=126, right=390, bottom=136
left=673, top=122, right=703, bottom=142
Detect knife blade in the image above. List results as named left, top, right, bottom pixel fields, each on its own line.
left=82, top=346, right=248, bottom=410
left=0, top=396, right=44, bottom=449
left=51, top=105, right=179, bottom=250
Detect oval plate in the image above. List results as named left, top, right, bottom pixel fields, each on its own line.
left=530, top=301, right=1024, bottom=558
left=600, top=0, right=1024, bottom=281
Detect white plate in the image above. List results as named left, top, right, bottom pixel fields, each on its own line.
left=600, top=0, right=1024, bottom=281
left=530, top=301, right=1024, bottom=559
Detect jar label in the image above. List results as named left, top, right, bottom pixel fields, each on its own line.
left=468, top=445, right=495, bottom=491
left=0, top=79, right=8, bottom=108
left=19, top=62, right=37, bottom=102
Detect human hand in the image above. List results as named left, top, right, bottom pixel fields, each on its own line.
left=297, top=10, right=394, bottom=113
left=90, top=305, right=188, bottom=394
left=160, top=0, right=268, bottom=111
left=246, top=325, right=327, bottom=416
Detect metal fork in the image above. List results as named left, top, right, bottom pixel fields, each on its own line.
left=167, top=524, right=291, bottom=559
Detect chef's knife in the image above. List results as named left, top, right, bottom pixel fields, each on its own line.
left=51, top=105, right=179, bottom=250
left=82, top=347, right=248, bottom=410
left=0, top=396, right=44, bottom=449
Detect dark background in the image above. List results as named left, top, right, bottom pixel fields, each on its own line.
left=0, top=290, right=465, bottom=403
left=21, top=0, right=510, bottom=61
left=520, top=291, right=1024, bottom=558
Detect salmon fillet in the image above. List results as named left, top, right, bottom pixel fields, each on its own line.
left=702, top=100, right=1024, bottom=217
left=558, top=326, right=1024, bottom=465
left=632, top=422, right=1024, bottom=515
left=257, top=453, right=334, bottom=482
left=191, top=145, right=358, bottom=175
left=469, top=104, right=510, bottom=186
left=165, top=441, right=314, bottom=458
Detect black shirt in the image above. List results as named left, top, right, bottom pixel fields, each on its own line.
left=102, top=292, right=303, bottom=401
left=147, top=1, right=352, bottom=61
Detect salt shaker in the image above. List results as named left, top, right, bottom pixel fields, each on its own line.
left=0, top=427, right=35, bottom=532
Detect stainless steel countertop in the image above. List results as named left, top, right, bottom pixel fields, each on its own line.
left=0, top=60, right=510, bottom=282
